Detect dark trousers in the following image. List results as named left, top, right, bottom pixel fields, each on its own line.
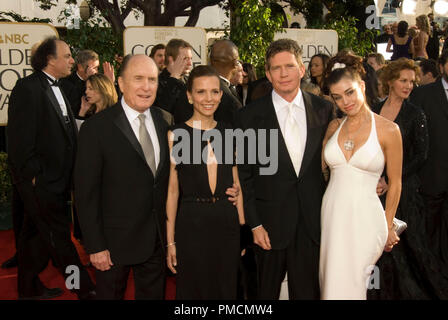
left=11, top=184, right=24, bottom=251
left=95, top=240, right=166, bottom=300
left=421, top=191, right=448, bottom=264
left=15, top=180, right=94, bottom=298
left=254, top=219, right=320, bottom=300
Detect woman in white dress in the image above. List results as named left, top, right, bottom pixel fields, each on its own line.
left=319, top=54, right=403, bottom=300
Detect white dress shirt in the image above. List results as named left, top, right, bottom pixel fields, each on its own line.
left=251, top=89, right=308, bottom=232
left=272, top=89, right=307, bottom=171
left=43, top=71, right=68, bottom=116
left=121, top=97, right=160, bottom=169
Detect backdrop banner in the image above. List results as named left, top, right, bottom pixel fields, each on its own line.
left=275, top=29, right=338, bottom=68
left=123, top=26, right=207, bottom=67
left=0, top=22, right=58, bottom=125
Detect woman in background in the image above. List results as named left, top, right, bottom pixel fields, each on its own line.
left=78, top=73, right=118, bottom=120
left=387, top=20, right=414, bottom=60
left=414, top=15, right=430, bottom=60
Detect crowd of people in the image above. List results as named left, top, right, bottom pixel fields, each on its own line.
left=2, top=18, right=448, bottom=300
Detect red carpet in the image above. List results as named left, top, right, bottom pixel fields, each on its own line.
left=0, top=229, right=176, bottom=300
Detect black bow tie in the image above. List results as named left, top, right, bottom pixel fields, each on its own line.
left=44, top=74, right=60, bottom=87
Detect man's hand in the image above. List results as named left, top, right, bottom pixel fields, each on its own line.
left=168, top=54, right=188, bottom=79
left=85, top=64, right=97, bottom=77
left=225, top=183, right=240, bottom=206
left=376, top=176, right=389, bottom=196
left=252, top=226, right=271, bottom=250
left=103, top=62, right=115, bottom=83
left=32, top=177, right=36, bottom=186
left=90, top=250, right=113, bottom=271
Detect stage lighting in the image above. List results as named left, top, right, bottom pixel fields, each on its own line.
left=434, top=0, right=448, bottom=15
left=402, top=0, right=417, bottom=15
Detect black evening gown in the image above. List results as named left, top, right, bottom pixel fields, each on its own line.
left=369, top=99, right=448, bottom=300
left=172, top=122, right=240, bottom=299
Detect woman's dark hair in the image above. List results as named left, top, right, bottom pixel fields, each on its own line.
left=31, top=36, right=58, bottom=71
left=243, top=62, right=257, bottom=83
left=324, top=53, right=366, bottom=90
left=186, top=65, right=221, bottom=92
left=308, top=53, right=330, bottom=85
left=397, top=20, right=409, bottom=38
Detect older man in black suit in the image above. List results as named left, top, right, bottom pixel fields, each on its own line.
left=7, top=37, right=95, bottom=300
left=74, top=55, right=172, bottom=299
left=236, top=39, right=333, bottom=299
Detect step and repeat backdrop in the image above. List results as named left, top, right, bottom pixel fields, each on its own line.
left=0, top=22, right=59, bottom=125
left=0, top=24, right=338, bottom=125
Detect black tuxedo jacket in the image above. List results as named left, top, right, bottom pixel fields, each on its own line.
left=236, top=91, right=333, bottom=248
left=74, top=102, right=172, bottom=265
left=7, top=71, right=77, bottom=194
left=410, top=78, right=448, bottom=195
left=60, top=72, right=85, bottom=118
left=214, top=78, right=242, bottom=127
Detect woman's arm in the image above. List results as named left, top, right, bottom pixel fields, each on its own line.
left=386, top=38, right=393, bottom=53
left=321, top=118, right=341, bottom=180
left=382, top=121, right=403, bottom=251
left=166, top=130, right=180, bottom=274
left=232, top=166, right=245, bottom=225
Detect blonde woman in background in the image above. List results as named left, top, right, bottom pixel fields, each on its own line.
left=77, top=73, right=118, bottom=129
left=414, top=15, right=430, bottom=59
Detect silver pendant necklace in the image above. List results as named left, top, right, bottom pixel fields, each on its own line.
left=344, top=115, right=365, bottom=151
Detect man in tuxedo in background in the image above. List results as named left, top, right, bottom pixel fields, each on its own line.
left=210, top=39, right=243, bottom=126
left=154, top=39, right=193, bottom=123
left=149, top=43, right=166, bottom=73
left=60, top=49, right=99, bottom=118
left=236, top=39, right=333, bottom=299
left=74, top=55, right=172, bottom=299
left=410, top=49, right=448, bottom=265
left=7, top=37, right=95, bottom=300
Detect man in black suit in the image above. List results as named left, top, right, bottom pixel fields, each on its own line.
left=154, top=39, right=193, bottom=123
left=210, top=40, right=243, bottom=126
left=7, top=37, right=95, bottom=300
left=410, top=49, right=448, bottom=264
left=60, top=49, right=99, bottom=118
left=236, top=39, right=333, bottom=299
left=74, top=55, right=171, bottom=300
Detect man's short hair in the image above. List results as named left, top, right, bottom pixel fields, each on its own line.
left=30, top=36, right=59, bottom=71
left=118, top=54, right=134, bottom=77
left=149, top=44, right=165, bottom=58
left=419, top=59, right=440, bottom=78
left=367, top=53, right=385, bottom=66
left=164, top=39, right=192, bottom=66
left=265, top=39, right=303, bottom=70
left=75, top=49, right=99, bottom=67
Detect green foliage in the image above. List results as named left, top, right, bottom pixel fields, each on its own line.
left=0, top=11, right=51, bottom=23
left=59, top=10, right=123, bottom=73
left=229, top=0, right=285, bottom=77
left=324, top=16, right=378, bottom=57
left=0, top=152, right=12, bottom=205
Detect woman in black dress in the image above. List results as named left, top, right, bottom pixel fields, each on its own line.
left=166, top=65, right=245, bottom=299
left=370, top=58, right=448, bottom=299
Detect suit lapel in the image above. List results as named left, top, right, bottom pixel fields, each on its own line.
left=298, top=92, right=321, bottom=180
left=113, top=104, right=149, bottom=172
left=39, top=72, right=74, bottom=144
left=436, top=79, right=448, bottom=119
left=150, top=107, right=167, bottom=181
